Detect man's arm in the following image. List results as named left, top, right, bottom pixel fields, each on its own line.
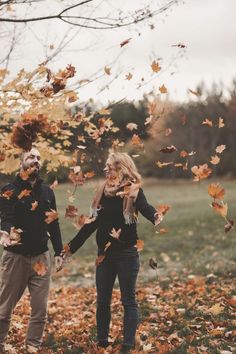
left=47, top=189, right=63, bottom=256
left=0, top=185, right=15, bottom=234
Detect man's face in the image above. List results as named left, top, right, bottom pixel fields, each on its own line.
left=21, top=148, right=42, bottom=178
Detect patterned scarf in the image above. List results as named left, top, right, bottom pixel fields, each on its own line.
left=90, top=177, right=140, bottom=224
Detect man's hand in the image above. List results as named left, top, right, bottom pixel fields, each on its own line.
left=54, top=256, right=63, bottom=272
left=154, top=213, right=163, bottom=226
left=0, top=230, right=11, bottom=247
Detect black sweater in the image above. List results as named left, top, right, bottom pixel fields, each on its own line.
left=0, top=175, right=63, bottom=256
left=69, top=188, right=157, bottom=255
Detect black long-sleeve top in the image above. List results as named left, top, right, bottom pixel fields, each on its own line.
left=0, top=175, right=63, bottom=256
left=69, top=188, right=157, bottom=255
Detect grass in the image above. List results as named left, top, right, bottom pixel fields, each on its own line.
left=53, top=178, right=236, bottom=279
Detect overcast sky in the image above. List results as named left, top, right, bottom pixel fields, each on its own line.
left=5, top=0, right=236, bottom=104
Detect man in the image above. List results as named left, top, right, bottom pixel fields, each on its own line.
left=0, top=147, right=63, bottom=353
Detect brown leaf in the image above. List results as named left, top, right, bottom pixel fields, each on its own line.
left=151, top=60, right=161, bottom=73
left=157, top=204, right=171, bottom=215
left=109, top=228, right=121, bottom=240
left=160, top=145, right=177, bottom=153
left=131, top=134, right=143, bottom=148
left=210, top=155, right=220, bottom=165
left=211, top=201, right=228, bottom=218
left=1, top=190, right=14, bottom=200
left=125, top=73, right=133, bottom=80
left=104, top=66, right=111, bottom=75
left=120, top=38, right=132, bottom=47
left=31, top=201, right=38, bottom=211
left=18, top=189, right=31, bottom=199
left=149, top=258, right=157, bottom=270
left=135, top=239, right=144, bottom=251
left=65, top=205, right=78, bottom=218
left=202, top=118, right=213, bottom=127
left=45, top=209, right=58, bottom=224
left=224, top=219, right=234, bottom=233
left=159, top=84, right=168, bottom=94
left=191, top=164, right=212, bottom=181
left=33, top=261, right=47, bottom=276
left=208, top=183, right=225, bottom=200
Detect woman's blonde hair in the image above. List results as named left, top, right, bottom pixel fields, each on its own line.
left=106, top=152, right=142, bottom=184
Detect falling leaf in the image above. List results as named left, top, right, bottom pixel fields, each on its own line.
left=188, top=88, right=201, bottom=96
left=191, top=164, right=212, bottom=181
left=172, top=43, right=186, bottom=48
left=211, top=201, right=228, bottom=218
left=159, top=84, right=168, bottom=94
left=45, top=209, right=58, bottom=224
left=160, top=145, right=177, bottom=153
left=149, top=258, right=157, bottom=270
left=84, top=171, right=95, bottom=179
left=104, top=66, right=111, bottom=75
left=218, top=117, right=225, bottom=128
left=157, top=204, right=171, bottom=215
left=1, top=189, right=14, bottom=200
left=210, top=155, right=220, bottom=165
left=208, top=183, right=225, bottom=200
left=151, top=60, right=161, bottom=73
left=65, top=205, right=78, bottom=218
left=224, top=219, right=234, bottom=233
left=216, top=145, right=226, bottom=154
left=202, top=118, right=213, bottom=127
left=120, top=38, right=132, bottom=47
left=50, top=179, right=58, bottom=190
left=180, top=150, right=196, bottom=158
left=18, top=189, right=31, bottom=199
left=131, top=134, right=143, bottom=148
left=9, top=227, right=23, bottom=245
left=31, top=201, right=38, bottom=211
left=125, top=72, right=133, bottom=80
left=135, top=239, right=144, bottom=251
left=156, top=161, right=173, bottom=168
left=33, top=261, right=47, bottom=276
left=144, top=116, right=153, bottom=125
left=109, top=228, right=121, bottom=240
left=126, top=123, right=138, bottom=131
left=73, top=215, right=96, bottom=230
left=158, top=228, right=168, bottom=234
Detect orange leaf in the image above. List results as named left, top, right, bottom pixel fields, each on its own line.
left=202, top=118, right=213, bottom=127
left=151, top=60, right=161, bottom=73
left=33, top=261, right=47, bottom=276
left=31, top=201, right=38, bottom=211
left=45, top=209, right=58, bottom=224
left=159, top=84, right=168, bottom=94
left=211, top=201, right=228, bottom=218
left=125, top=72, right=133, bottom=80
left=18, top=189, right=31, bottom=199
left=208, top=183, right=225, bottom=200
left=131, top=134, right=143, bottom=148
left=210, top=155, right=220, bottom=165
left=191, top=164, right=212, bottom=181
left=84, top=171, right=95, bottom=179
left=109, top=228, right=121, bottom=240
left=1, top=190, right=14, bottom=200
left=135, top=239, right=144, bottom=251
left=157, top=204, right=171, bottom=215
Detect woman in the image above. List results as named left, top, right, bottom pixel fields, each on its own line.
left=64, top=152, right=162, bottom=351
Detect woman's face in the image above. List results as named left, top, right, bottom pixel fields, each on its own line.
left=104, top=162, right=118, bottom=180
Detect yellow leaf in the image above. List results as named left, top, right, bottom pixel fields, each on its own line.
left=208, top=183, right=225, bottom=200
left=151, top=60, right=161, bottom=73
left=159, top=84, right=168, bottom=94
left=207, top=303, right=225, bottom=315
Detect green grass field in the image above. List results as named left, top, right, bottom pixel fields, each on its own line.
left=54, top=178, right=236, bottom=279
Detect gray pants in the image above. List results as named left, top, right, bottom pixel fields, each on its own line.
left=0, top=250, right=51, bottom=348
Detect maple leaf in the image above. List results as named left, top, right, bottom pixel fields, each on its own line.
left=65, top=205, right=78, bottom=218
left=210, top=155, right=220, bottom=165
left=215, top=144, right=226, bottom=154
left=1, top=189, right=14, bottom=200
left=160, top=145, right=177, bottom=153
left=109, top=228, right=121, bottom=240
left=45, top=209, right=58, bottom=224
left=135, top=239, right=144, bottom=251
left=125, top=73, right=133, bottom=80
left=31, top=201, right=38, bottom=211
left=33, top=261, right=47, bottom=276
left=151, top=60, right=161, bottom=73
left=131, top=134, right=143, bottom=148
left=211, top=201, right=228, bottom=218
left=9, top=227, right=23, bottom=245
left=156, top=161, right=173, bottom=168
left=126, top=123, right=138, bottom=131
left=73, top=215, right=96, bottom=230
left=104, top=66, right=111, bottom=75
left=157, top=204, right=171, bottom=215
left=159, top=84, right=168, bottom=94
left=218, top=117, right=225, bottom=128
left=120, top=38, right=132, bottom=47
left=191, top=164, right=212, bottom=181
left=202, top=118, right=213, bottom=127
left=18, top=189, right=31, bottom=199
left=208, top=183, right=225, bottom=200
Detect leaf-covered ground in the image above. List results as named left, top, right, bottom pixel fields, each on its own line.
left=5, top=274, right=236, bottom=354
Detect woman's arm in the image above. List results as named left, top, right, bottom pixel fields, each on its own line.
left=68, top=217, right=99, bottom=254
left=136, top=188, right=162, bottom=225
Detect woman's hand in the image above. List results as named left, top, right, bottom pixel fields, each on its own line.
left=154, top=213, right=163, bottom=226
left=60, top=248, right=72, bottom=264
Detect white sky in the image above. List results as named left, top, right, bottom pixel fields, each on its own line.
left=4, top=0, right=236, bottom=104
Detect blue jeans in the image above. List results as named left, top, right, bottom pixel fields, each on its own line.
left=96, top=247, right=140, bottom=346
